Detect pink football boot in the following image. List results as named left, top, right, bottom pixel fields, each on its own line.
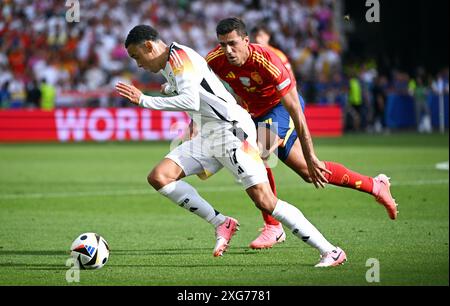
left=213, top=217, right=240, bottom=257
left=373, top=174, right=398, bottom=220
left=315, top=247, right=347, bottom=268
left=249, top=223, right=286, bottom=249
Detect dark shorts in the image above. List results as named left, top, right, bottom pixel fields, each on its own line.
left=253, top=95, right=306, bottom=161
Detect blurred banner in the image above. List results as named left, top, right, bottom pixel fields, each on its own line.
left=0, top=106, right=342, bottom=142
left=385, top=94, right=449, bottom=129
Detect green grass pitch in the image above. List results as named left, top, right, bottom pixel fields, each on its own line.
left=0, top=133, right=448, bottom=286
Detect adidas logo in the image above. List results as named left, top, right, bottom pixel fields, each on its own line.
left=85, top=245, right=96, bottom=256
left=179, top=198, right=190, bottom=207
left=226, top=72, right=236, bottom=79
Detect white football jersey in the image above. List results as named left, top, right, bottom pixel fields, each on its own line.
left=139, top=42, right=253, bottom=132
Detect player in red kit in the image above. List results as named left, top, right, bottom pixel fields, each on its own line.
left=206, top=18, right=398, bottom=250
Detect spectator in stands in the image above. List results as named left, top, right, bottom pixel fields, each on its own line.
left=0, top=81, right=11, bottom=109
left=40, top=79, right=56, bottom=111
left=371, top=75, right=388, bottom=133
left=328, top=72, right=347, bottom=109
left=0, top=0, right=446, bottom=115
left=432, top=68, right=449, bottom=96
left=0, top=0, right=343, bottom=108
left=8, top=78, right=26, bottom=108
left=392, top=70, right=410, bottom=96
left=25, top=79, right=42, bottom=109
left=348, top=72, right=363, bottom=131
left=412, top=75, right=431, bottom=133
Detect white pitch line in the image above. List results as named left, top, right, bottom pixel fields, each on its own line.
left=0, top=179, right=448, bottom=201
left=436, top=161, right=449, bottom=171
left=0, top=186, right=241, bottom=200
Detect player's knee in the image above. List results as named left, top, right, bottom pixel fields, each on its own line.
left=147, top=169, right=170, bottom=190
left=249, top=187, right=277, bottom=214
left=254, top=200, right=275, bottom=215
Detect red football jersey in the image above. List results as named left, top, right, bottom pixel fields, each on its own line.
left=206, top=43, right=296, bottom=118
left=266, top=45, right=296, bottom=82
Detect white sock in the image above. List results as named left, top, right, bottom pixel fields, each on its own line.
left=272, top=199, right=335, bottom=254
left=158, top=181, right=226, bottom=227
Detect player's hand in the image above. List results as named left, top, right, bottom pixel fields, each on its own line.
left=160, top=83, right=171, bottom=95
left=306, top=156, right=331, bottom=189
left=115, top=82, right=142, bottom=105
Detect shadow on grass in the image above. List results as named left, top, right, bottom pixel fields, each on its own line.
left=0, top=246, right=311, bottom=270
left=0, top=250, right=68, bottom=256
left=110, top=262, right=312, bottom=268
left=112, top=245, right=299, bottom=256
left=0, top=262, right=66, bottom=271
left=0, top=250, right=69, bottom=271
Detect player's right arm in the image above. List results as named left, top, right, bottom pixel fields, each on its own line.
left=116, top=47, right=201, bottom=112
left=115, top=78, right=200, bottom=112
left=280, top=86, right=330, bottom=188
left=260, top=47, right=330, bottom=188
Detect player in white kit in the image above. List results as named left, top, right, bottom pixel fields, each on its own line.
left=115, top=25, right=347, bottom=267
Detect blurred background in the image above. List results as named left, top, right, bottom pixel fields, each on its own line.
left=0, top=0, right=448, bottom=140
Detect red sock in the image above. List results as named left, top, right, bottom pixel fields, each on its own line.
left=262, top=167, right=280, bottom=226
left=323, top=161, right=374, bottom=194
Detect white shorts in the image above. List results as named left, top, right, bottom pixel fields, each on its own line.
left=166, top=122, right=268, bottom=190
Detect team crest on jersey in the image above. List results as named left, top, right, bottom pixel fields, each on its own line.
left=341, top=174, right=350, bottom=186
left=239, top=77, right=251, bottom=87
left=251, top=72, right=263, bottom=85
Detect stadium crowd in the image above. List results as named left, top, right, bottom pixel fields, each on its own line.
left=0, top=0, right=448, bottom=132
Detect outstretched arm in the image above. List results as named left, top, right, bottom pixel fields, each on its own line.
left=115, top=82, right=142, bottom=105
left=115, top=82, right=200, bottom=112
left=281, top=87, right=331, bottom=188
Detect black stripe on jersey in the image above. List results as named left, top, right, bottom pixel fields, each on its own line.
left=208, top=104, right=229, bottom=122
left=172, top=44, right=182, bottom=51
left=167, top=43, right=183, bottom=62
left=201, top=78, right=228, bottom=104
left=201, top=78, right=214, bottom=95
left=167, top=43, right=175, bottom=62
left=201, top=78, right=231, bottom=121
left=230, top=126, right=248, bottom=141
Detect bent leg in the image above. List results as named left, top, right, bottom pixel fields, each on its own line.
left=246, top=183, right=338, bottom=256
left=283, top=138, right=397, bottom=219
left=257, top=126, right=282, bottom=226
left=247, top=172, right=286, bottom=249
left=283, top=139, right=315, bottom=183
left=261, top=166, right=281, bottom=226
left=148, top=158, right=186, bottom=190
left=149, top=158, right=226, bottom=228
left=284, top=139, right=375, bottom=194
left=246, top=182, right=278, bottom=215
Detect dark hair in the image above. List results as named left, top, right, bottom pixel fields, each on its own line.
left=125, top=25, right=160, bottom=48
left=216, top=17, right=248, bottom=37
left=250, top=24, right=271, bottom=38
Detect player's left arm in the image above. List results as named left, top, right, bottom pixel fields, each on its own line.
left=280, top=86, right=330, bottom=188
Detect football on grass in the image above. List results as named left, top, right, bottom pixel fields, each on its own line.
left=70, top=233, right=110, bottom=269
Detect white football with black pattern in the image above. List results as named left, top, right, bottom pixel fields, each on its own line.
left=70, top=232, right=110, bottom=270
